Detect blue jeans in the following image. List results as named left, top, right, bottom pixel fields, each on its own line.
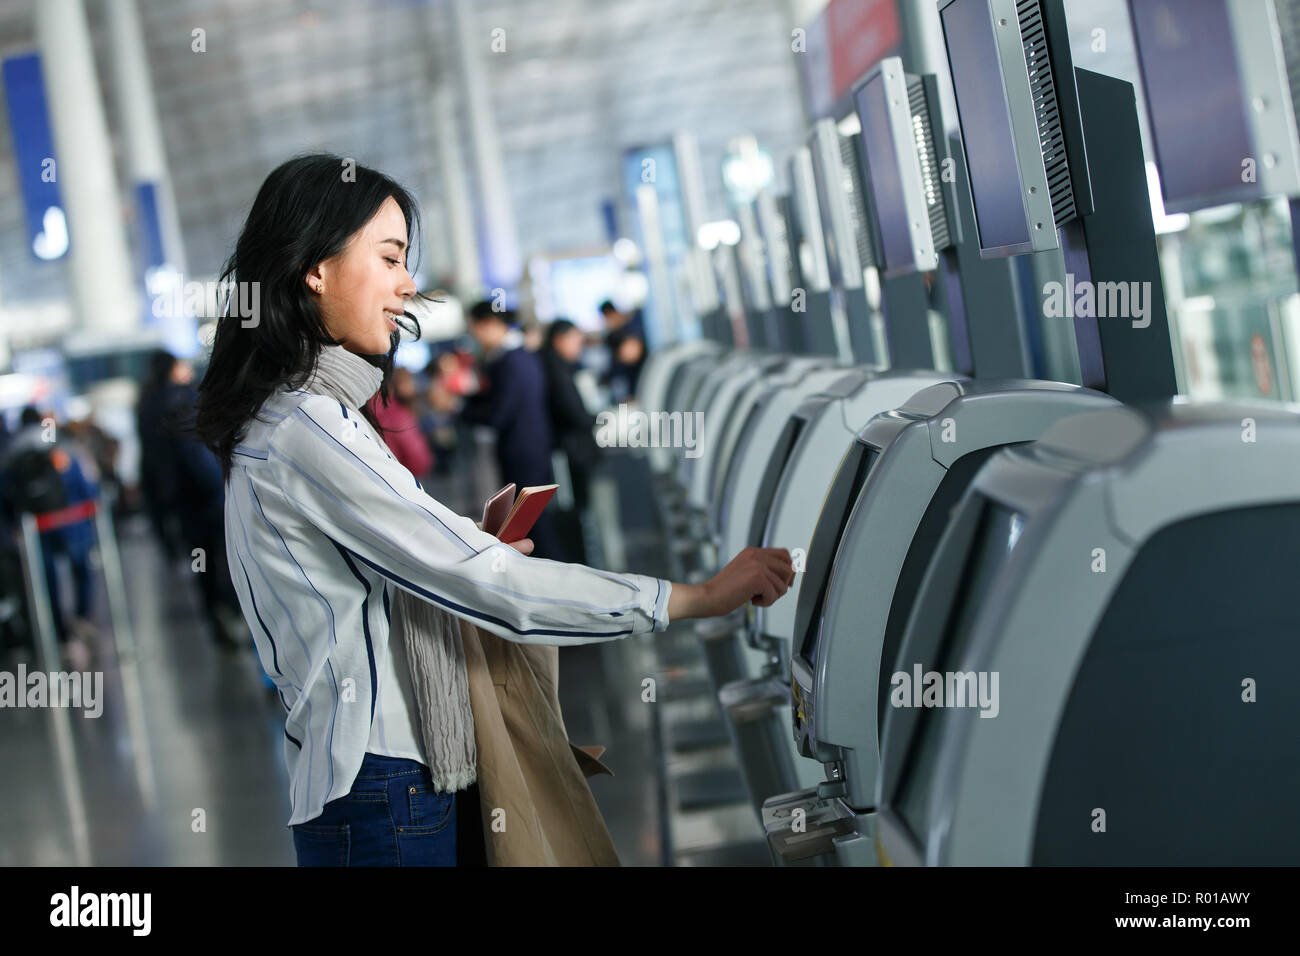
left=292, top=753, right=459, bottom=867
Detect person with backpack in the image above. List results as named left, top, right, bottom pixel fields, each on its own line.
left=1, top=406, right=97, bottom=670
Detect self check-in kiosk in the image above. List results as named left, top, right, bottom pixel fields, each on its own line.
left=765, top=379, right=1117, bottom=863
left=715, top=368, right=955, bottom=816
left=875, top=403, right=1300, bottom=865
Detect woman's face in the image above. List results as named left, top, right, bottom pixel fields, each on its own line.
left=310, top=196, right=416, bottom=355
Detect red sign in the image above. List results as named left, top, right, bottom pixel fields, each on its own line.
left=827, top=0, right=902, bottom=104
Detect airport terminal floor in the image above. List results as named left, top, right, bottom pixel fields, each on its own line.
left=0, top=441, right=778, bottom=867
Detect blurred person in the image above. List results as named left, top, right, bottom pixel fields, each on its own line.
left=65, top=401, right=122, bottom=515
left=541, top=319, right=602, bottom=563
left=521, top=320, right=544, bottom=353
left=424, top=351, right=468, bottom=477
left=136, top=350, right=244, bottom=652
left=1, top=406, right=97, bottom=670
left=598, top=300, right=646, bottom=403
left=366, top=366, right=434, bottom=481
left=192, top=154, right=794, bottom=868
left=461, top=303, right=561, bottom=560
left=136, top=349, right=189, bottom=562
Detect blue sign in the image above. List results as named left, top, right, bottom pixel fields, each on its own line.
left=2, top=53, right=67, bottom=261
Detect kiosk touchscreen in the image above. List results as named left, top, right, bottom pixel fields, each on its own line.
left=875, top=404, right=1300, bottom=865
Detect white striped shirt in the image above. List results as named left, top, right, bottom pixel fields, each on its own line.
left=225, top=387, right=671, bottom=826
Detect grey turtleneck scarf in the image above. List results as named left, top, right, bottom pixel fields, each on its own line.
left=304, top=344, right=478, bottom=793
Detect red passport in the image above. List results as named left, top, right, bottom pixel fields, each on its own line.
left=484, top=483, right=558, bottom=544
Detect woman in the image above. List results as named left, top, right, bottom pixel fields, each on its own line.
left=365, top=366, right=435, bottom=482
left=194, top=154, right=794, bottom=867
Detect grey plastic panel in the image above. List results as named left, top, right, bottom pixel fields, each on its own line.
left=810, top=381, right=1117, bottom=812
left=716, top=366, right=855, bottom=560
left=876, top=402, right=1300, bottom=865
left=759, top=372, right=954, bottom=644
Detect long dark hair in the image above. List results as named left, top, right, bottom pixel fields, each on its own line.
left=195, top=153, right=424, bottom=476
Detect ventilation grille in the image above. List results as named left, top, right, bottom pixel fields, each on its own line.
left=1017, top=0, right=1077, bottom=227
left=838, top=132, right=877, bottom=270
left=908, top=77, right=951, bottom=251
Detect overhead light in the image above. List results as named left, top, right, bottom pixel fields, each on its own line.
left=612, top=238, right=640, bottom=264
left=697, top=220, right=740, bottom=250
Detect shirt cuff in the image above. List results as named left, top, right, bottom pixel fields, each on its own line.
left=623, top=573, right=672, bottom=634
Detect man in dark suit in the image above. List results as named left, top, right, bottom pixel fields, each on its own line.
left=598, top=300, right=646, bottom=403
left=462, top=302, right=561, bottom=560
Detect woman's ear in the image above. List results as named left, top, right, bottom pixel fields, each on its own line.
left=305, top=263, right=326, bottom=296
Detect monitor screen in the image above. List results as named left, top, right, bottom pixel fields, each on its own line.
left=796, top=444, right=880, bottom=664
left=855, top=71, right=915, bottom=274
left=1129, top=0, right=1259, bottom=211
left=894, top=499, right=1024, bottom=843
left=940, top=0, right=1033, bottom=253
left=749, top=414, right=809, bottom=549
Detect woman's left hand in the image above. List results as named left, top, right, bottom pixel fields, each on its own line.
left=506, top=538, right=534, bottom=556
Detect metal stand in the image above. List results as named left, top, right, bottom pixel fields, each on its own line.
left=14, top=492, right=156, bottom=865
left=18, top=512, right=91, bottom=866
left=1059, top=69, right=1178, bottom=402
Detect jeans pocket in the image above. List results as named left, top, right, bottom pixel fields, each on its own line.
left=407, top=784, right=455, bottom=831
left=293, top=823, right=351, bottom=867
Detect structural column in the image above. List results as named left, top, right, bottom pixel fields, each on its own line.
left=447, top=0, right=523, bottom=293
left=432, top=85, right=483, bottom=299
left=34, top=0, right=138, bottom=337
left=109, top=0, right=194, bottom=352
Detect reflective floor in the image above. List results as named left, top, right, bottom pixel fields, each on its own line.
left=0, top=445, right=761, bottom=866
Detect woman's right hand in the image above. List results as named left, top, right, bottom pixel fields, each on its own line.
left=666, top=547, right=795, bottom=621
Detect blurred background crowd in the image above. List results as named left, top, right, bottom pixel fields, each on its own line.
left=0, top=292, right=648, bottom=675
